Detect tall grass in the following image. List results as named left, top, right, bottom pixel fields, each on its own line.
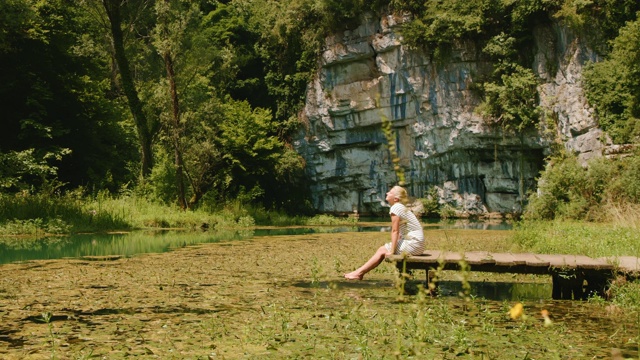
left=0, top=191, right=129, bottom=235
left=511, top=220, right=640, bottom=257
left=0, top=191, right=358, bottom=236
left=604, top=202, right=640, bottom=229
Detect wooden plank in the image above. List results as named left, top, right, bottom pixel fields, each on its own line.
left=574, top=255, right=612, bottom=269
left=387, top=251, right=441, bottom=264
left=388, top=250, right=640, bottom=276
left=439, top=251, right=465, bottom=263
left=511, top=253, right=550, bottom=267
left=617, top=256, right=640, bottom=273
left=486, top=253, right=521, bottom=266
left=462, top=251, right=495, bottom=265
left=537, top=254, right=612, bottom=270
left=422, top=250, right=442, bottom=260
left=600, top=256, right=640, bottom=273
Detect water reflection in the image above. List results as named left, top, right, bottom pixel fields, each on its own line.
left=0, top=230, right=250, bottom=265
left=0, top=226, right=390, bottom=265
left=0, top=219, right=512, bottom=265
left=435, top=280, right=552, bottom=301
left=429, top=219, right=513, bottom=231
left=291, top=279, right=551, bottom=301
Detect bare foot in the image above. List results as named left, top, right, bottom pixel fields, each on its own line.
left=343, top=272, right=363, bottom=280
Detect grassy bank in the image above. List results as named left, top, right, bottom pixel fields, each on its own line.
left=511, top=220, right=640, bottom=258
left=0, top=192, right=357, bottom=236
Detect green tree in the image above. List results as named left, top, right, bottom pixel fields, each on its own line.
left=583, top=14, right=640, bottom=144
left=477, top=63, right=541, bottom=132
left=101, top=0, right=156, bottom=178
left=141, top=1, right=308, bottom=210
left=0, top=0, right=136, bottom=192
left=151, top=0, right=197, bottom=209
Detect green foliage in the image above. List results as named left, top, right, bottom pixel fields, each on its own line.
left=478, top=64, right=541, bottom=132
left=0, top=218, right=71, bottom=236
left=169, top=95, right=306, bottom=210
left=0, top=190, right=129, bottom=234
left=393, top=0, right=558, bottom=55
left=554, top=0, right=640, bottom=52
left=610, top=280, right=640, bottom=312
left=0, top=0, right=137, bottom=192
left=525, top=150, right=640, bottom=221
left=0, top=149, right=68, bottom=191
left=583, top=15, right=640, bottom=144
left=607, top=152, right=640, bottom=203
left=439, top=204, right=458, bottom=219
left=122, top=0, right=311, bottom=211
left=396, top=0, right=485, bottom=51
left=148, top=149, right=179, bottom=205
left=419, top=187, right=440, bottom=218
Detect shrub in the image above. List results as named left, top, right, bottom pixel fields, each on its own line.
left=583, top=15, right=640, bottom=144
left=526, top=150, right=640, bottom=221
left=419, top=187, right=440, bottom=218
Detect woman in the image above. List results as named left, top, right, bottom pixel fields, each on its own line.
left=344, top=186, right=425, bottom=280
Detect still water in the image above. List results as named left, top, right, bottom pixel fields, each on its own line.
left=0, top=220, right=557, bottom=302
left=0, top=220, right=512, bottom=266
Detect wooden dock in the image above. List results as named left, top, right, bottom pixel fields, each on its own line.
left=386, top=251, right=640, bottom=300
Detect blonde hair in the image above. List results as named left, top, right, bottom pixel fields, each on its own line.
left=391, top=186, right=408, bottom=204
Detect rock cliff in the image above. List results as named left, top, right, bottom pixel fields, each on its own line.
left=293, top=13, right=607, bottom=216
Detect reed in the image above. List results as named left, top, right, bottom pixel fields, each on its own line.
left=0, top=191, right=357, bottom=236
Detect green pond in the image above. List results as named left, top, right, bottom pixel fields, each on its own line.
left=0, top=221, right=638, bottom=359
left=0, top=225, right=378, bottom=265
left=0, top=221, right=557, bottom=302
left=0, top=220, right=511, bottom=266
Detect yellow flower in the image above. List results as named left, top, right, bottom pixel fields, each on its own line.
left=508, top=302, right=524, bottom=320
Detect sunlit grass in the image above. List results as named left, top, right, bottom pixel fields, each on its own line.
left=511, top=220, right=640, bottom=257
left=0, top=192, right=358, bottom=236
left=604, top=202, right=640, bottom=229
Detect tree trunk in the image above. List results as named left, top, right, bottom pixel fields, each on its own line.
left=163, top=52, right=187, bottom=210
left=102, top=0, right=153, bottom=178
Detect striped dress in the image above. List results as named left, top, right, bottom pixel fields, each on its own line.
left=385, top=203, right=425, bottom=255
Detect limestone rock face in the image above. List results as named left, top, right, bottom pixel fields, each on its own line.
left=293, top=14, right=605, bottom=216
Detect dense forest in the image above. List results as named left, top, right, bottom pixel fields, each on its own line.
left=1, top=0, right=639, bottom=220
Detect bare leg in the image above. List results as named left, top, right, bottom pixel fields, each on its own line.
left=344, top=245, right=388, bottom=280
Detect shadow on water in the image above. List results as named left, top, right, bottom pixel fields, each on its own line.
left=0, top=329, right=24, bottom=348
left=434, top=280, right=552, bottom=301
left=291, top=279, right=551, bottom=301
left=292, top=280, right=395, bottom=290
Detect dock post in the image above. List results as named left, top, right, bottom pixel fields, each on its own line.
left=583, top=271, right=611, bottom=299
left=551, top=270, right=584, bottom=300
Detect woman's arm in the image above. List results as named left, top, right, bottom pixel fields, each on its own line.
left=389, top=213, right=400, bottom=254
